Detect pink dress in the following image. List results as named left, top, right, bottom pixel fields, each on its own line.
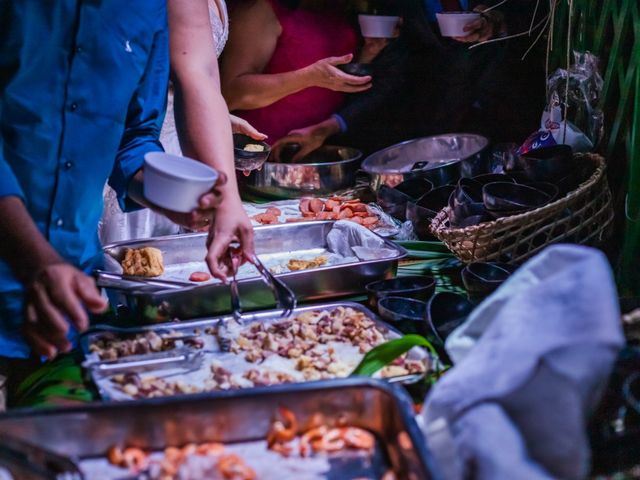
left=235, top=0, right=358, bottom=143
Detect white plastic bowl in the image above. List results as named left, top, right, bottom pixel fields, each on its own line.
left=358, top=14, right=400, bottom=38
left=144, top=152, right=219, bottom=213
left=435, top=12, right=481, bottom=37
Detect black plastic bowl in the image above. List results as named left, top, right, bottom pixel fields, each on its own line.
left=482, top=182, right=552, bottom=212
left=449, top=201, right=488, bottom=227
left=461, top=262, right=514, bottom=295
left=366, top=275, right=436, bottom=312
left=378, top=177, right=433, bottom=221
left=517, top=144, right=574, bottom=182
left=377, top=185, right=413, bottom=221
left=524, top=182, right=560, bottom=202
left=337, top=63, right=373, bottom=77
left=454, top=178, right=483, bottom=206
left=396, top=177, right=433, bottom=199
left=426, top=292, right=474, bottom=344
left=377, top=296, right=430, bottom=337
left=233, top=133, right=271, bottom=171
left=417, top=185, right=457, bottom=212
left=472, top=173, right=516, bottom=186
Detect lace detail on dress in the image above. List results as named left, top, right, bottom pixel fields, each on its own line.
left=99, top=1, right=229, bottom=245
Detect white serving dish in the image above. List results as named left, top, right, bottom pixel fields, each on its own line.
left=358, top=14, right=400, bottom=38
left=435, top=12, right=481, bottom=37
left=143, top=152, right=218, bottom=213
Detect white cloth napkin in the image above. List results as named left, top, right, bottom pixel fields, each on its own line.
left=421, top=244, right=625, bottom=480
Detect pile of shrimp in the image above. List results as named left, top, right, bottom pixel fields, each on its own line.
left=266, top=406, right=375, bottom=458
left=251, top=197, right=380, bottom=229
left=107, top=443, right=256, bottom=480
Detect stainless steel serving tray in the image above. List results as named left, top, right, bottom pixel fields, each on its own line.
left=0, top=379, right=440, bottom=479
left=100, top=221, right=406, bottom=323
left=81, top=302, right=431, bottom=401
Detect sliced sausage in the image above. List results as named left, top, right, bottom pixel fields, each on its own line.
left=350, top=203, right=368, bottom=213
left=362, top=216, right=379, bottom=226
left=300, top=198, right=311, bottom=214
left=325, top=199, right=339, bottom=210
left=338, top=208, right=354, bottom=219
left=309, top=198, right=325, bottom=213
left=189, top=272, right=211, bottom=282
left=265, top=207, right=281, bottom=217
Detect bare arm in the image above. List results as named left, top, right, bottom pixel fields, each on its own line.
left=221, top=0, right=370, bottom=111
left=0, top=197, right=63, bottom=282
left=168, top=0, right=254, bottom=279
left=0, top=197, right=107, bottom=358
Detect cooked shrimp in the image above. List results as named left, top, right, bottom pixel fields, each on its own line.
left=122, top=447, right=148, bottom=471
left=341, top=427, right=375, bottom=450
left=217, top=454, right=256, bottom=480
left=267, top=406, right=298, bottom=446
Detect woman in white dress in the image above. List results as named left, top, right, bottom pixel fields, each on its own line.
left=100, top=0, right=263, bottom=279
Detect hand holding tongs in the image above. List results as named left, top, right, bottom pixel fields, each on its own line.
left=228, top=243, right=296, bottom=322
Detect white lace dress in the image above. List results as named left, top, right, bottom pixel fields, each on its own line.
left=100, top=0, right=229, bottom=245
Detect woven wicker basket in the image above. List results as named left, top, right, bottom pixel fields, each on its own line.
left=430, top=153, right=614, bottom=264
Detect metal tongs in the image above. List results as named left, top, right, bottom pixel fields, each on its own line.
left=83, top=348, right=206, bottom=376
left=228, top=243, right=296, bottom=322
left=0, top=433, right=84, bottom=479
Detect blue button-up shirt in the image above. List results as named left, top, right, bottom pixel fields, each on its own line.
left=0, top=1, right=169, bottom=357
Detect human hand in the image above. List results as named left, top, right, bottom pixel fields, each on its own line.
left=272, top=122, right=336, bottom=162
left=230, top=114, right=267, bottom=141
left=304, top=54, right=372, bottom=93
left=205, top=197, right=255, bottom=282
left=453, top=6, right=504, bottom=43
left=24, top=263, right=108, bottom=359
left=155, top=172, right=229, bottom=230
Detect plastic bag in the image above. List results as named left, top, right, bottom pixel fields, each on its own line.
left=520, top=51, right=604, bottom=154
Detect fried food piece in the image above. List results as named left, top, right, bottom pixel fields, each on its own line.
left=265, top=207, right=281, bottom=217
left=243, top=143, right=265, bottom=152
left=287, top=255, right=328, bottom=271
left=121, top=247, right=164, bottom=277
left=190, top=271, right=211, bottom=282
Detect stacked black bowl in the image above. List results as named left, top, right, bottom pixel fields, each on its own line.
left=406, top=185, right=456, bottom=239
left=377, top=178, right=433, bottom=222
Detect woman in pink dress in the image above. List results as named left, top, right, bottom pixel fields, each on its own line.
left=221, top=0, right=371, bottom=151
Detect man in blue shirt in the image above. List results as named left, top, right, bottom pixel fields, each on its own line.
left=0, top=1, right=224, bottom=368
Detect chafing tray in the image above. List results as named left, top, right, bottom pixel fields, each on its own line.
left=0, top=379, right=440, bottom=479
left=81, top=302, right=431, bottom=401
left=100, top=221, right=406, bottom=323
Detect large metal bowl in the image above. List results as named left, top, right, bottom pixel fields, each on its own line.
left=362, top=133, right=490, bottom=191
left=239, top=145, right=362, bottom=199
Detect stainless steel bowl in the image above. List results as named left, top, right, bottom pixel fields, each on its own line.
left=362, top=133, right=490, bottom=191
left=239, top=145, right=362, bottom=199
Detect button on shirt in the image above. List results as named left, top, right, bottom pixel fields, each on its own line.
left=0, top=1, right=169, bottom=357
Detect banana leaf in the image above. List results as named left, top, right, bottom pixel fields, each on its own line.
left=351, top=334, right=438, bottom=377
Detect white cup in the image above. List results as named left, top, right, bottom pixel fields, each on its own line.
left=144, top=152, right=219, bottom=213
left=435, top=12, right=481, bottom=37
left=358, top=14, right=400, bottom=38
